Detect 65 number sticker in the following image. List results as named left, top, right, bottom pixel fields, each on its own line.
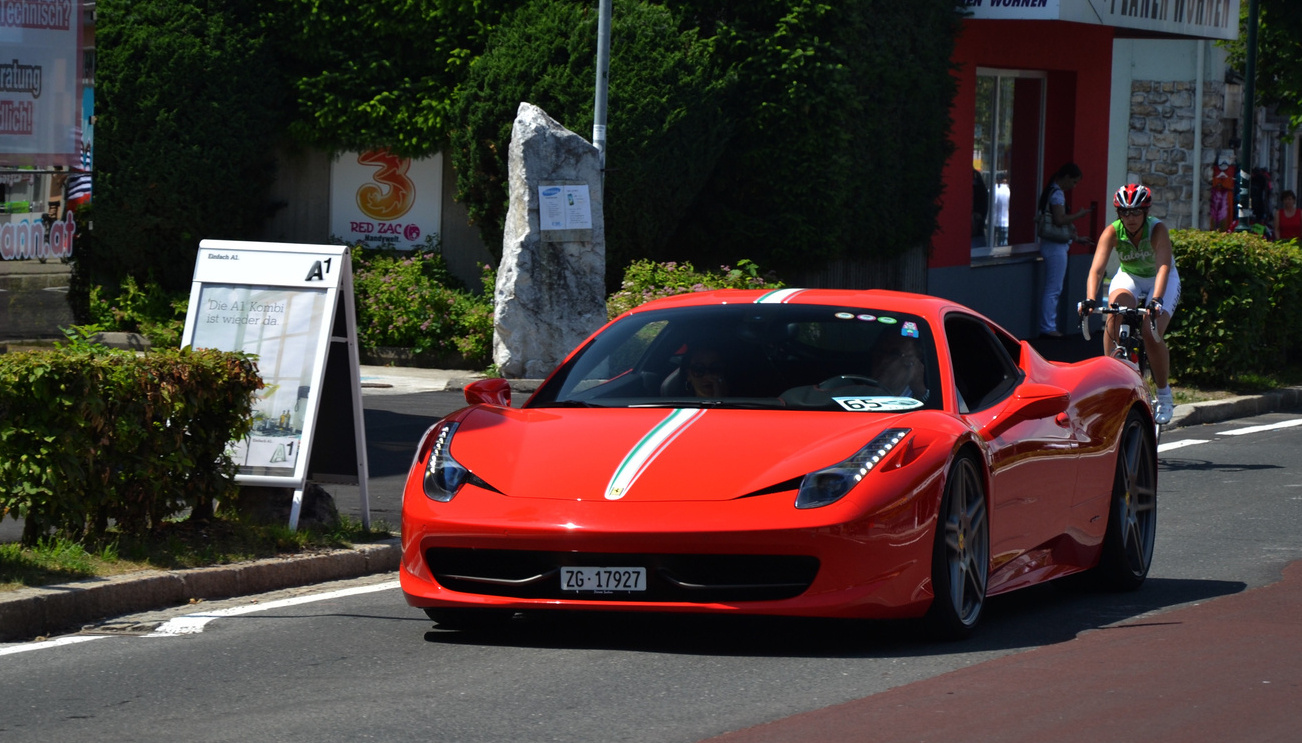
left=834, top=396, right=924, bottom=412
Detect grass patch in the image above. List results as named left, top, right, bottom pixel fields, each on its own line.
left=1172, top=362, right=1302, bottom=405
left=0, top=516, right=395, bottom=592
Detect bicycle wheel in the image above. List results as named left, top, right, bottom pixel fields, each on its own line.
left=1135, top=324, right=1163, bottom=441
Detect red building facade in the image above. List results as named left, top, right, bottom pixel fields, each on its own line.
left=930, top=1, right=1240, bottom=338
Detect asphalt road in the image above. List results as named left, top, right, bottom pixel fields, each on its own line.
left=337, top=388, right=476, bottom=528
left=3, top=408, right=1300, bottom=742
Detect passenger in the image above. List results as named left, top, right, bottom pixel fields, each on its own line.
left=869, top=332, right=930, bottom=403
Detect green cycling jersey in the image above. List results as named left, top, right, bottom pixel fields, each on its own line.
left=1112, top=216, right=1162, bottom=278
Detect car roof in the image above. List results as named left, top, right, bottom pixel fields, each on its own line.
left=628, top=288, right=964, bottom=322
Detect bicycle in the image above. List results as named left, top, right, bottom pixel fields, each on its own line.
left=1078, top=301, right=1163, bottom=439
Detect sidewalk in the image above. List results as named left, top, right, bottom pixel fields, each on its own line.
left=0, top=258, right=73, bottom=341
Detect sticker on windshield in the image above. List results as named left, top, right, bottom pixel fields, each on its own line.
left=901, top=321, right=919, bottom=338
left=877, top=316, right=898, bottom=325
left=857, top=314, right=876, bottom=322
left=834, top=312, right=855, bottom=320
left=833, top=396, right=924, bottom=412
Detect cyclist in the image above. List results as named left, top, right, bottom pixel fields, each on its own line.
left=1079, top=183, right=1181, bottom=424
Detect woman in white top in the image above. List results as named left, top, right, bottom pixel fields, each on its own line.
left=1036, top=162, right=1093, bottom=337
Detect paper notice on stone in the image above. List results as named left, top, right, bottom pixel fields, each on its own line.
left=539, top=185, right=592, bottom=230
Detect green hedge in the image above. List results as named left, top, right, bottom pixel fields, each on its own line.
left=350, top=246, right=495, bottom=364
left=0, top=343, right=263, bottom=546
left=606, top=258, right=786, bottom=319
left=1168, top=230, right=1302, bottom=385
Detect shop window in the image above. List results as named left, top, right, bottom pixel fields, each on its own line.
left=972, top=69, right=1045, bottom=261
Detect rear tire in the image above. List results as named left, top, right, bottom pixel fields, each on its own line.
left=1091, top=408, right=1157, bottom=590
left=924, top=453, right=989, bottom=640
left=424, top=607, right=516, bottom=631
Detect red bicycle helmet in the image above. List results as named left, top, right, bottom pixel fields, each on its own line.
left=1113, top=183, right=1152, bottom=210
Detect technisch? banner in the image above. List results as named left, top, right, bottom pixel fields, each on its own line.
left=0, top=0, right=85, bottom=167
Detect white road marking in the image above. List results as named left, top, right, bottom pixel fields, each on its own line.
left=147, top=580, right=400, bottom=637
left=1219, top=419, right=1302, bottom=437
left=0, top=635, right=105, bottom=656
left=1158, top=438, right=1211, bottom=453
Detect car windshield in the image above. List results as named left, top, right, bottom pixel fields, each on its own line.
left=528, top=303, right=940, bottom=412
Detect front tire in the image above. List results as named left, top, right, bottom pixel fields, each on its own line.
left=1091, top=408, right=1158, bottom=590
left=924, top=453, right=989, bottom=640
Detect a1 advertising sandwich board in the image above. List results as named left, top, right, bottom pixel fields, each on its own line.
left=181, top=240, right=370, bottom=529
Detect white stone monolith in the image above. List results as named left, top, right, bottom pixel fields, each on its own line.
left=494, top=103, right=606, bottom=379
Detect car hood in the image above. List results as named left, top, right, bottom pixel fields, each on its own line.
left=447, top=406, right=912, bottom=502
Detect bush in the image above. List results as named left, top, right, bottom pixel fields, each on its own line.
left=77, top=0, right=284, bottom=298
left=87, top=276, right=189, bottom=348
left=606, top=258, right=786, bottom=319
left=1167, top=229, right=1302, bottom=385
left=350, top=245, right=495, bottom=364
left=0, top=336, right=263, bottom=546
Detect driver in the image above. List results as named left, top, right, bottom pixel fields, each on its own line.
left=685, top=346, right=729, bottom=397
left=869, top=332, right=930, bottom=403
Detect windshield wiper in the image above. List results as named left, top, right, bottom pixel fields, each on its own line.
left=629, top=399, right=779, bottom=410
left=534, top=400, right=607, bottom=408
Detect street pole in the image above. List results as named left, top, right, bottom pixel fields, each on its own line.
left=593, top=0, right=611, bottom=193
left=1236, top=0, right=1259, bottom=230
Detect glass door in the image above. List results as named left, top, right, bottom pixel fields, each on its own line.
left=972, top=69, right=1045, bottom=259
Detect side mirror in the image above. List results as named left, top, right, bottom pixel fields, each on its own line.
left=980, top=383, right=1069, bottom=440
left=465, top=378, right=512, bottom=407
left=1007, top=383, right=1070, bottom=421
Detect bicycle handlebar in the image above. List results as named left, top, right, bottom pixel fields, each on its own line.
left=1077, top=302, right=1154, bottom=342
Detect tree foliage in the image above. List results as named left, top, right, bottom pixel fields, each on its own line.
left=1223, top=0, right=1302, bottom=131
left=668, top=0, right=960, bottom=271
left=269, top=0, right=522, bottom=156
left=78, top=0, right=963, bottom=303
left=448, top=0, right=735, bottom=274
left=450, top=0, right=962, bottom=285
left=77, top=0, right=284, bottom=296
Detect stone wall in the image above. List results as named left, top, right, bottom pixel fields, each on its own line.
left=1127, top=79, right=1231, bottom=230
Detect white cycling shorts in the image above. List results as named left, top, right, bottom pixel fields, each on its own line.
left=1109, top=265, right=1181, bottom=315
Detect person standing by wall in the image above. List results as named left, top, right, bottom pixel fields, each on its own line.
left=1273, top=190, right=1300, bottom=242
left=1036, top=163, right=1093, bottom=337
left=993, top=174, right=1010, bottom=246
left=1079, top=184, right=1181, bottom=425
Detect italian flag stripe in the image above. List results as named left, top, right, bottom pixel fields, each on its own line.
left=604, top=408, right=706, bottom=500
left=754, top=288, right=804, bottom=304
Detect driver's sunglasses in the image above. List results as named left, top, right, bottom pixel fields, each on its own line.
left=1117, top=208, right=1146, bottom=218
left=689, top=363, right=724, bottom=376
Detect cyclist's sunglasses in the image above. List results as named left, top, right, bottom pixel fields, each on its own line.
left=1116, top=208, right=1146, bottom=218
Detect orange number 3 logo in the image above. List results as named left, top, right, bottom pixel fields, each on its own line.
left=356, top=150, right=415, bottom=221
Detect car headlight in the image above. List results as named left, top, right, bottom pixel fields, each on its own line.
left=422, top=421, right=469, bottom=502
left=795, top=428, right=910, bottom=509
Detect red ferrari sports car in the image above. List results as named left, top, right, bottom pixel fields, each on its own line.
left=400, top=289, right=1158, bottom=638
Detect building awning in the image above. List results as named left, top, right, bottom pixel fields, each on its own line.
left=961, top=0, right=1240, bottom=41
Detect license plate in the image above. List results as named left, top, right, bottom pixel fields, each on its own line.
left=560, top=567, right=646, bottom=592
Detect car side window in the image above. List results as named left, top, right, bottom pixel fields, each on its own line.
left=944, top=314, right=1023, bottom=412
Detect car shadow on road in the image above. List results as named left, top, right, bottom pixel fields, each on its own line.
left=1159, top=456, right=1283, bottom=473
left=417, top=576, right=1246, bottom=658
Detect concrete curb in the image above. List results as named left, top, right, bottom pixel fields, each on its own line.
left=1167, top=386, right=1302, bottom=429
left=0, top=538, right=400, bottom=643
